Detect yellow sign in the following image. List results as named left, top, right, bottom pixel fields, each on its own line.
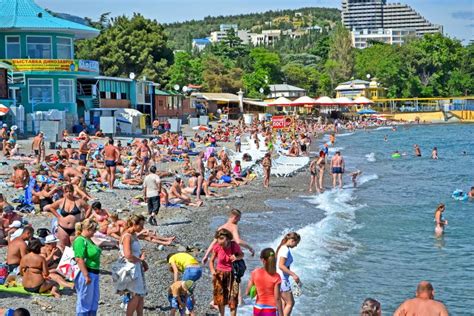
left=0, top=59, right=99, bottom=73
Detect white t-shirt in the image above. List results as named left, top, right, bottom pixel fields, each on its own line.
left=276, top=245, right=293, bottom=281
left=143, top=173, right=161, bottom=198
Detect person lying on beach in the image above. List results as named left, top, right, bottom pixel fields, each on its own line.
left=207, top=170, right=233, bottom=189
left=182, top=172, right=219, bottom=198
left=136, top=228, right=175, bottom=246
left=19, top=239, right=62, bottom=297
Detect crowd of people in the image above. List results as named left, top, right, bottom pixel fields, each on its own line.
left=0, top=116, right=461, bottom=316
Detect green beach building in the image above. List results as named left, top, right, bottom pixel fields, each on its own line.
left=0, top=0, right=101, bottom=131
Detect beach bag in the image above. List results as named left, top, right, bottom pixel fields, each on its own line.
left=0, top=263, right=8, bottom=285
left=232, top=259, right=246, bottom=284
left=221, top=175, right=232, bottom=183
left=56, top=246, right=80, bottom=281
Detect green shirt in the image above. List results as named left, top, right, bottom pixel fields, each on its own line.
left=73, top=235, right=102, bottom=270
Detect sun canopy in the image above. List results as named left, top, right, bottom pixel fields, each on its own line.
left=357, top=109, right=378, bottom=115
left=0, top=104, right=9, bottom=116
left=314, top=96, right=335, bottom=106
left=267, top=97, right=293, bottom=106
left=353, top=96, right=374, bottom=105
left=291, top=96, right=318, bottom=106
left=333, top=97, right=354, bottom=105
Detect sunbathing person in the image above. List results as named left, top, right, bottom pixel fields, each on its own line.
left=20, top=239, right=61, bottom=297
left=183, top=172, right=218, bottom=198
left=107, top=213, right=127, bottom=240
left=169, top=177, right=203, bottom=207
left=208, top=169, right=233, bottom=188
left=136, top=227, right=176, bottom=246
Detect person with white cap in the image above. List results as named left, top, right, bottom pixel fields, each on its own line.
left=6, top=226, right=33, bottom=274
left=41, top=234, right=62, bottom=268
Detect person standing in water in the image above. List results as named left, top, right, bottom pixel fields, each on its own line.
left=431, top=147, right=438, bottom=160
left=276, top=232, right=301, bottom=316
left=308, top=156, right=320, bottom=193
left=330, top=151, right=345, bottom=189
left=394, top=281, right=448, bottom=316
left=434, top=203, right=447, bottom=236
left=414, top=144, right=422, bottom=157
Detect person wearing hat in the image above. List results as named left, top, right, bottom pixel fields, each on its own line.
left=41, top=235, right=62, bottom=268
left=8, top=125, right=17, bottom=145
left=168, top=280, right=195, bottom=316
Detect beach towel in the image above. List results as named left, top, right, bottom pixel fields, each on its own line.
left=0, top=284, right=53, bottom=296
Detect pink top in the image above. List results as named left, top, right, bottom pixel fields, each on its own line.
left=212, top=241, right=242, bottom=272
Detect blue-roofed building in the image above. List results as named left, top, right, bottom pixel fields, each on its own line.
left=0, top=0, right=101, bottom=131
left=192, top=38, right=211, bottom=52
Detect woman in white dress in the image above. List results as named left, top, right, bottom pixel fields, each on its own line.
left=119, top=214, right=148, bottom=316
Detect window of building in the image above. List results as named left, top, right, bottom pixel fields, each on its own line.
left=59, top=79, right=74, bottom=103
left=5, top=36, right=21, bottom=58
left=111, top=92, right=117, bottom=99
left=28, top=79, right=53, bottom=103
left=57, top=37, right=73, bottom=59
left=121, top=93, right=127, bottom=100
left=100, top=91, right=106, bottom=99
left=27, top=36, right=52, bottom=59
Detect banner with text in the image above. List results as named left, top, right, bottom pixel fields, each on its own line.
left=271, top=115, right=293, bottom=130
left=0, top=59, right=99, bottom=74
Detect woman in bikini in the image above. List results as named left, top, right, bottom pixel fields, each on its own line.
left=44, top=184, right=90, bottom=249
left=90, top=201, right=117, bottom=248
left=317, top=152, right=326, bottom=192
left=20, top=239, right=61, bottom=298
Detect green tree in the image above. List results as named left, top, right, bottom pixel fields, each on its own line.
left=76, top=13, right=173, bottom=82
left=327, top=24, right=354, bottom=84
left=282, top=63, right=320, bottom=95
left=165, top=52, right=203, bottom=89
left=202, top=55, right=243, bottom=93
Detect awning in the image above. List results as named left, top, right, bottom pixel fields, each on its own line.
left=354, top=96, right=374, bottom=105
left=291, top=96, right=318, bottom=106
left=267, top=97, right=293, bottom=106
left=192, top=93, right=240, bottom=102
left=314, top=96, right=335, bottom=106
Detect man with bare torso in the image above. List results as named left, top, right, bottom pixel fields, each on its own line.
left=31, top=132, right=45, bottom=163
left=394, top=281, right=448, bottom=316
left=78, top=134, right=90, bottom=164
left=139, top=139, right=152, bottom=176
left=330, top=151, right=345, bottom=189
left=6, top=226, right=33, bottom=273
left=202, top=209, right=255, bottom=264
left=194, top=151, right=205, bottom=202
left=103, top=138, right=120, bottom=189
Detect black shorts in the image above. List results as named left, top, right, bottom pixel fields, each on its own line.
left=105, top=160, right=116, bottom=167
left=79, top=153, right=87, bottom=163
left=34, top=149, right=39, bottom=156
left=147, top=196, right=160, bottom=215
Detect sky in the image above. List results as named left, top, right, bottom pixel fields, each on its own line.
left=36, top=0, right=474, bottom=42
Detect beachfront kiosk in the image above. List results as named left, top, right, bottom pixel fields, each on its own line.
left=0, top=0, right=100, bottom=132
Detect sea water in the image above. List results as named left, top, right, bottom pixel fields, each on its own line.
left=238, top=124, right=474, bottom=315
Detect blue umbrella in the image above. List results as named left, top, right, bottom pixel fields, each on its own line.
left=357, top=109, right=378, bottom=115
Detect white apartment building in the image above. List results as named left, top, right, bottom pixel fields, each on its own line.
left=250, top=29, right=281, bottom=46
left=342, top=0, right=442, bottom=48
left=352, top=28, right=416, bottom=49
left=209, top=29, right=251, bottom=44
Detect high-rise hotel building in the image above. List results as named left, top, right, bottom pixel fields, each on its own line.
left=341, top=0, right=443, bottom=48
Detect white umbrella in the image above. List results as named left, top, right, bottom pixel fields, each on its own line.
left=0, top=104, right=9, bottom=116
left=267, top=97, right=293, bottom=107
left=314, top=96, right=335, bottom=106
left=291, top=96, right=318, bottom=107
left=333, top=97, right=354, bottom=106
left=192, top=125, right=210, bottom=131
left=353, top=96, right=373, bottom=105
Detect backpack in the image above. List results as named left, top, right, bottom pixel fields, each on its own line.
left=232, top=259, right=246, bottom=284
left=0, top=263, right=8, bottom=285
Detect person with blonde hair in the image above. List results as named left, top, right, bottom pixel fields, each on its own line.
left=360, top=298, right=381, bottom=316
left=276, top=232, right=301, bottom=316
left=119, top=214, right=148, bottom=316
left=434, top=203, right=447, bottom=236
left=73, top=218, right=101, bottom=316
left=246, top=248, right=283, bottom=316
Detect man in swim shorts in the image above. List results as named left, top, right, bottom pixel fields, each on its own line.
left=330, top=151, right=345, bottom=189
left=103, top=138, right=120, bottom=189
left=394, top=281, right=448, bottom=316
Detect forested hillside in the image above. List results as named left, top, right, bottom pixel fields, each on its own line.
left=164, top=7, right=340, bottom=50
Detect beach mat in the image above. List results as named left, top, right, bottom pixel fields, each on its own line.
left=0, top=284, right=53, bottom=297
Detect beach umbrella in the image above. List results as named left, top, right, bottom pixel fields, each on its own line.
left=267, top=97, right=293, bottom=107
left=353, top=96, right=373, bottom=105
left=0, top=104, right=9, bottom=116
left=314, top=96, right=335, bottom=106
left=357, top=109, right=378, bottom=115
left=291, top=96, right=318, bottom=107
left=192, top=125, right=210, bottom=131
left=333, top=97, right=354, bottom=106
